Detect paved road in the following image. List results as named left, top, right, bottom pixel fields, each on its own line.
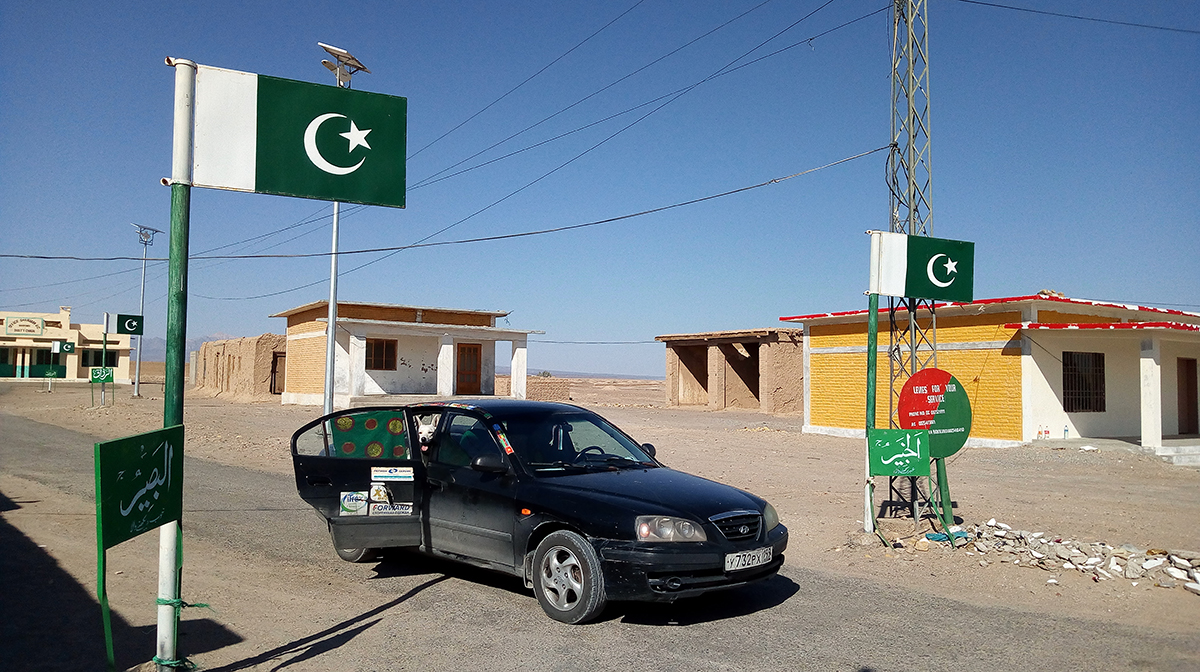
left=2, top=412, right=1198, bottom=671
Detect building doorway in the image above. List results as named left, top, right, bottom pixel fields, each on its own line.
left=456, top=343, right=482, bottom=395
left=1179, top=358, right=1198, bottom=435
left=270, top=352, right=286, bottom=395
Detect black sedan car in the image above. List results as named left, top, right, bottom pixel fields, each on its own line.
left=291, top=399, right=787, bottom=623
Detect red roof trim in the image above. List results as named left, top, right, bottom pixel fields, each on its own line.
left=780, top=294, right=1200, bottom=323
left=1005, top=321, right=1200, bottom=332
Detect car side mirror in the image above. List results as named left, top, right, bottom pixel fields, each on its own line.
left=471, top=454, right=509, bottom=474
left=641, top=443, right=656, bottom=458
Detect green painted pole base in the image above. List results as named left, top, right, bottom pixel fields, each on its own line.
left=934, top=457, right=953, bottom=529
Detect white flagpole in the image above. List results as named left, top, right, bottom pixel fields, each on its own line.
left=158, top=56, right=195, bottom=672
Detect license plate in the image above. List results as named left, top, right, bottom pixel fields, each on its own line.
left=725, top=546, right=772, bottom=572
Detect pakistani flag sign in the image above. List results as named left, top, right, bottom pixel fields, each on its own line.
left=867, top=232, right=974, bottom=303
left=192, top=64, right=406, bottom=208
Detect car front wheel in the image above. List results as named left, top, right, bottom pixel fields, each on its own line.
left=532, top=530, right=607, bottom=624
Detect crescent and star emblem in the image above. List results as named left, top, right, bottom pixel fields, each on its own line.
left=926, top=253, right=958, bottom=288
left=304, top=113, right=372, bottom=175
left=124, top=319, right=139, bottom=331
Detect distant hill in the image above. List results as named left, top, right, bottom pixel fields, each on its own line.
left=134, top=333, right=240, bottom=361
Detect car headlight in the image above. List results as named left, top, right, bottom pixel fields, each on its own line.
left=635, top=515, right=708, bottom=542
left=763, top=503, right=780, bottom=532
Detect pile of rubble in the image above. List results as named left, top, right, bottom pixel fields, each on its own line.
left=936, top=518, right=1200, bottom=595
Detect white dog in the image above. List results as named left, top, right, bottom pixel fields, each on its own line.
left=417, top=420, right=437, bottom=451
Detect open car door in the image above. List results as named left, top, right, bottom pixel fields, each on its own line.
left=292, top=407, right=424, bottom=550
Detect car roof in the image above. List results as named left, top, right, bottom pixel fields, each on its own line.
left=427, top=398, right=586, bottom=416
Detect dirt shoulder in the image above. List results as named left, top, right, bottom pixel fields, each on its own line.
left=3, top=379, right=1199, bottom=635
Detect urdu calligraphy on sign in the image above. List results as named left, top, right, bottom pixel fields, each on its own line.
left=117, top=439, right=174, bottom=533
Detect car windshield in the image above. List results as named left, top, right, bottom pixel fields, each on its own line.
left=496, top=410, right=656, bottom=475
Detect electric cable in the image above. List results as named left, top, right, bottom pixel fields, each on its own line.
left=951, top=0, right=1200, bottom=35
left=415, top=5, right=890, bottom=192
left=407, top=0, right=648, bottom=161
left=411, top=0, right=776, bottom=189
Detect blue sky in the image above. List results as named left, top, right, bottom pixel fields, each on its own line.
left=1, top=1, right=1196, bottom=376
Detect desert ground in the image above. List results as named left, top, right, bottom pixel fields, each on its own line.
left=2, top=378, right=1199, bottom=670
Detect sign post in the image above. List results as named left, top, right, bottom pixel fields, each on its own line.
left=897, top=368, right=972, bottom=528
left=153, top=52, right=405, bottom=669
left=95, top=425, right=184, bottom=671
left=866, top=231, right=974, bottom=532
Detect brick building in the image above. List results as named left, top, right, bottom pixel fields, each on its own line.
left=781, top=294, right=1200, bottom=453
left=655, top=329, right=804, bottom=414
left=270, top=301, right=541, bottom=407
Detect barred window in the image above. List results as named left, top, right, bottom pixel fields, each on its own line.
left=81, top=349, right=117, bottom=367
left=365, top=339, right=397, bottom=371
left=34, top=349, right=60, bottom=366
left=1063, top=351, right=1105, bottom=413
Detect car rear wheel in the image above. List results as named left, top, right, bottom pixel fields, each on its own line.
left=532, top=530, right=606, bottom=624
left=330, top=525, right=381, bottom=563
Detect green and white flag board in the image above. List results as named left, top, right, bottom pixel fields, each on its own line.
left=867, top=231, right=974, bottom=303
left=192, top=64, right=407, bottom=208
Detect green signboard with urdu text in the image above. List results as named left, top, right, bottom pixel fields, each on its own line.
left=94, top=425, right=185, bottom=550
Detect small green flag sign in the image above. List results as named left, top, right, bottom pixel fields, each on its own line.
left=116, top=314, right=143, bottom=335
left=192, top=64, right=406, bottom=209
left=90, top=367, right=114, bottom=383
left=868, top=232, right=974, bottom=303
left=95, top=425, right=184, bottom=549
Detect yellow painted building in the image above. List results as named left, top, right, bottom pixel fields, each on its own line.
left=781, top=294, right=1200, bottom=453
left=1, top=307, right=132, bottom=382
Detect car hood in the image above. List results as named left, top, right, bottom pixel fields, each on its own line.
left=528, top=467, right=765, bottom=524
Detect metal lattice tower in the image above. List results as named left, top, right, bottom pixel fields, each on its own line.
left=887, top=0, right=936, bottom=430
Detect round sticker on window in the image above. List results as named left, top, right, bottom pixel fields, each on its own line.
left=365, top=441, right=384, bottom=458
left=388, top=418, right=405, bottom=435
left=365, top=418, right=378, bottom=431
left=341, top=442, right=356, bottom=455
left=335, top=417, right=354, bottom=432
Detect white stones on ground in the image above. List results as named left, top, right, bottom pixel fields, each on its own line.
left=1108, top=557, right=1123, bottom=572
left=1166, top=567, right=1189, bottom=581
left=1169, top=555, right=1194, bottom=569
left=1142, top=558, right=1166, bottom=570
left=1185, top=583, right=1200, bottom=596
left=1031, top=550, right=1046, bottom=559
left=1031, top=532, right=1045, bottom=539
left=987, top=518, right=997, bottom=527
left=1125, top=564, right=1145, bottom=580
left=980, top=560, right=988, bottom=567
left=974, top=542, right=989, bottom=553
left=1055, top=546, right=1073, bottom=560
left=1085, top=557, right=1102, bottom=566
left=995, top=529, right=1008, bottom=538
left=997, top=522, right=1012, bottom=531
left=1064, top=562, right=1076, bottom=570
left=1096, top=568, right=1112, bottom=579
left=1080, top=445, right=1099, bottom=452
left=1047, top=578, right=1059, bottom=585
left=914, top=538, right=930, bottom=552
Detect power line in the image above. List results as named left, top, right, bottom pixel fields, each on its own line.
left=407, top=0, right=648, bottom=161
left=411, top=0, right=776, bottom=190
left=952, top=0, right=1200, bottom=35
left=0, top=146, right=889, bottom=266
left=414, top=5, right=890, bottom=192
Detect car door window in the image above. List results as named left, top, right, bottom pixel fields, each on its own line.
left=432, top=413, right=501, bottom=467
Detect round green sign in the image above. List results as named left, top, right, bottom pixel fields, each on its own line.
left=897, top=368, right=972, bottom=458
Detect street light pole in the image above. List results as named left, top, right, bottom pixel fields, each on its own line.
left=318, top=42, right=370, bottom=415
left=132, top=223, right=163, bottom=398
